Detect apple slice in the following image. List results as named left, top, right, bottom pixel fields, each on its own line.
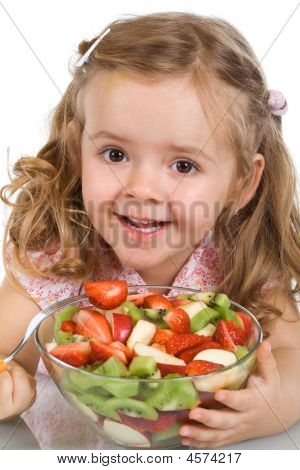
left=103, top=419, right=151, bottom=447
left=133, top=342, right=186, bottom=365
left=126, top=319, right=156, bottom=351
left=193, top=348, right=237, bottom=366
left=45, top=342, right=58, bottom=352
left=180, top=301, right=207, bottom=319
left=106, top=312, right=133, bottom=343
left=195, top=323, right=216, bottom=337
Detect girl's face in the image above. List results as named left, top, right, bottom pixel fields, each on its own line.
left=79, top=71, right=236, bottom=273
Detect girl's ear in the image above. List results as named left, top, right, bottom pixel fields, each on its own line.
left=66, top=120, right=82, bottom=179
left=236, top=153, right=265, bottom=210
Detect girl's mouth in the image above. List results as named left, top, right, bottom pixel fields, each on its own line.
left=114, top=213, right=172, bottom=238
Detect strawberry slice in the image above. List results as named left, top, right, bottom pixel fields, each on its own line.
left=153, top=328, right=175, bottom=345
left=119, top=411, right=178, bottom=432
left=90, top=340, right=127, bottom=364
left=50, top=342, right=92, bottom=367
left=126, top=291, right=156, bottom=307
left=165, top=333, right=209, bottom=355
left=186, top=360, right=224, bottom=376
left=236, top=312, right=252, bottom=339
left=163, top=308, right=191, bottom=334
left=110, top=341, right=133, bottom=360
left=178, top=341, right=223, bottom=363
left=143, top=295, right=173, bottom=310
left=213, top=320, right=236, bottom=352
left=61, top=320, right=76, bottom=334
left=225, top=320, right=246, bottom=345
left=73, top=309, right=113, bottom=344
left=84, top=280, right=128, bottom=310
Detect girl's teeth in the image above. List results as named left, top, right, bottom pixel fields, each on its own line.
left=127, top=217, right=162, bottom=232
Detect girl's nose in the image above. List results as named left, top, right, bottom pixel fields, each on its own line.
left=124, top=164, right=166, bottom=203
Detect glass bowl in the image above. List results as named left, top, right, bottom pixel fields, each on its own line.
left=35, top=285, right=262, bottom=449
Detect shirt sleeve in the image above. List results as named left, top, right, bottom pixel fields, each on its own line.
left=4, top=241, right=82, bottom=310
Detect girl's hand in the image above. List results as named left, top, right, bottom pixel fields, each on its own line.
left=179, top=341, right=286, bottom=448
left=0, top=357, right=36, bottom=421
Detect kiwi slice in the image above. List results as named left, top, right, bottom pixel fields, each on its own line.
left=176, top=294, right=192, bottom=300
left=100, top=397, right=158, bottom=422
left=54, top=306, right=80, bottom=344
left=190, top=307, right=220, bottom=333
left=126, top=305, right=145, bottom=325
left=121, top=300, right=136, bottom=313
left=146, top=373, right=200, bottom=411
left=213, top=293, right=231, bottom=309
left=76, top=391, right=109, bottom=417
left=190, top=291, right=215, bottom=305
left=213, top=305, right=240, bottom=324
left=235, top=345, right=250, bottom=360
left=102, top=356, right=129, bottom=377
left=129, top=356, right=156, bottom=378
left=65, top=369, right=107, bottom=394
left=92, top=358, right=138, bottom=398
left=142, top=308, right=168, bottom=328
left=152, top=422, right=181, bottom=443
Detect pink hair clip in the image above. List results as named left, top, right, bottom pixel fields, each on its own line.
left=267, top=89, right=288, bottom=116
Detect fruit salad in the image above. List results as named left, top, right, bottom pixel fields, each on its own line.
left=42, top=281, right=260, bottom=448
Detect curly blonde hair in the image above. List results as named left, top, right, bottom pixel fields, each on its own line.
left=1, top=12, right=299, bottom=336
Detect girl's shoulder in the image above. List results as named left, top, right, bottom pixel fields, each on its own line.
left=4, top=241, right=82, bottom=310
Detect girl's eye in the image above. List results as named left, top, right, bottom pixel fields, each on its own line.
left=98, top=148, right=199, bottom=175
left=170, top=159, right=199, bottom=175
left=99, top=148, right=128, bottom=163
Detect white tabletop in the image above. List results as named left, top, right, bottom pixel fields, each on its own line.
left=1, top=417, right=299, bottom=450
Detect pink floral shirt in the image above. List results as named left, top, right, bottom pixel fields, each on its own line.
left=5, top=231, right=274, bottom=449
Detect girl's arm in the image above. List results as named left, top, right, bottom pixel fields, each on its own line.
left=0, top=275, right=40, bottom=421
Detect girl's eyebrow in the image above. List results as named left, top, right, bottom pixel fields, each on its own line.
left=89, top=129, right=216, bottom=163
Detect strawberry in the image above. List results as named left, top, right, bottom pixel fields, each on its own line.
left=186, top=360, right=224, bottom=376
left=143, top=295, right=173, bottom=310
left=110, top=341, right=133, bottom=360
left=178, top=341, right=223, bottom=363
left=213, top=320, right=236, bottom=352
left=163, top=308, right=191, bottom=334
left=225, top=320, right=246, bottom=345
left=73, top=309, right=113, bottom=344
left=153, top=328, right=175, bottom=345
left=119, top=411, right=178, bottom=433
left=61, top=320, right=76, bottom=334
left=236, top=312, right=252, bottom=339
left=90, top=340, right=127, bottom=364
left=50, top=342, right=92, bottom=367
left=126, top=291, right=156, bottom=307
left=165, top=333, right=209, bottom=355
left=84, top=280, right=128, bottom=310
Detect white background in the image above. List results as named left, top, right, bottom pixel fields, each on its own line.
left=0, top=0, right=299, bottom=283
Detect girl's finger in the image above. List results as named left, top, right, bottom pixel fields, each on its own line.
left=188, top=406, right=242, bottom=429
left=253, top=341, right=279, bottom=384
left=179, top=422, right=231, bottom=443
left=0, top=370, right=13, bottom=409
left=214, top=387, right=255, bottom=411
left=9, top=366, right=36, bottom=412
left=181, top=436, right=237, bottom=449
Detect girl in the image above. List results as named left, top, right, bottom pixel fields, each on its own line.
left=0, top=12, right=299, bottom=450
